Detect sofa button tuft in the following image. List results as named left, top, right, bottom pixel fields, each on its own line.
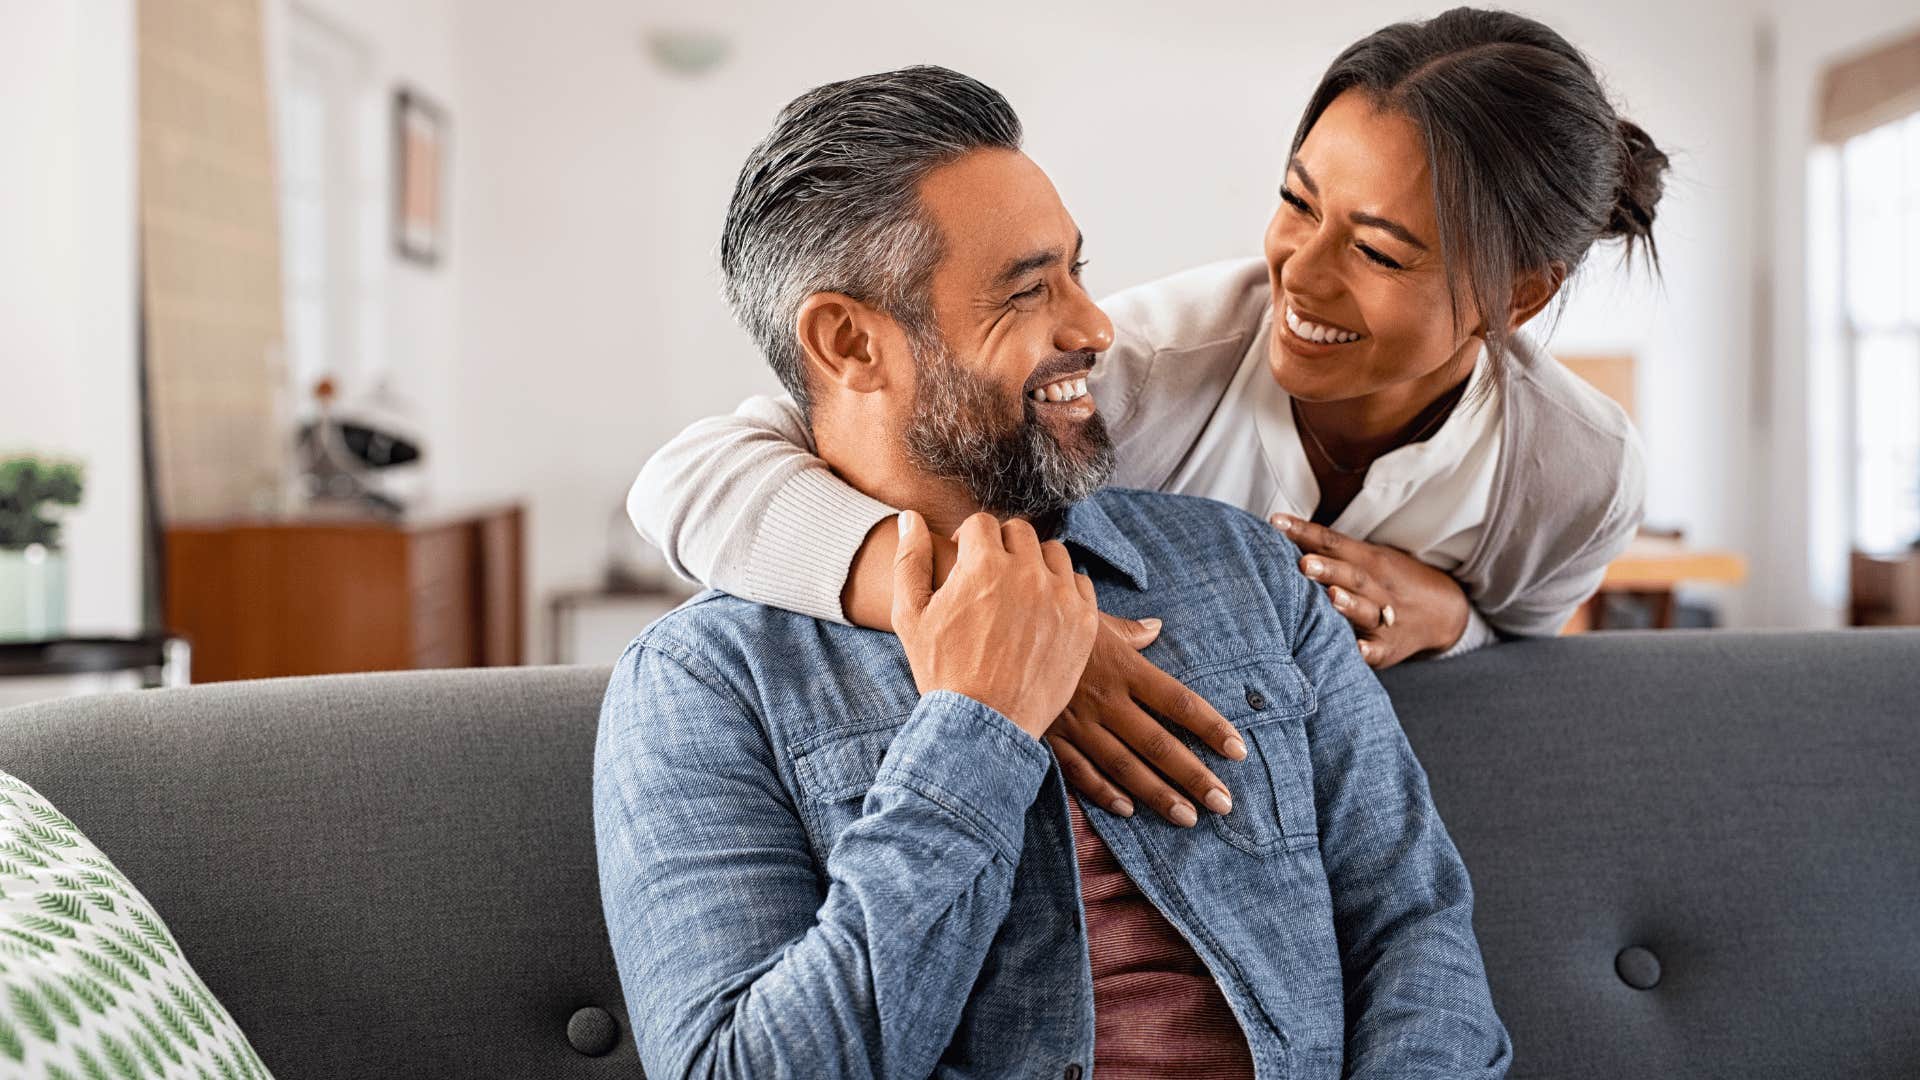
left=1615, top=945, right=1662, bottom=990
left=567, top=1006, right=620, bottom=1056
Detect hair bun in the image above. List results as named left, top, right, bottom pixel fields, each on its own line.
left=1606, top=118, right=1670, bottom=261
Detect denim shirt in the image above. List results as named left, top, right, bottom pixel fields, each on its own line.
left=595, top=488, right=1511, bottom=1079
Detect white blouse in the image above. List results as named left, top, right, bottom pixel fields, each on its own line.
left=1165, top=317, right=1503, bottom=652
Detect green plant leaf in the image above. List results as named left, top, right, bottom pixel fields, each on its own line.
left=126, top=906, right=178, bottom=958
left=9, top=982, right=57, bottom=1041
left=0, top=841, right=50, bottom=868
left=109, top=923, right=167, bottom=971
left=75, top=1044, right=111, bottom=1080
left=130, top=1025, right=166, bottom=1075
left=95, top=937, right=150, bottom=981
left=19, top=914, right=79, bottom=939
left=34, top=976, right=80, bottom=1027
left=37, top=891, right=92, bottom=925
left=75, top=949, right=135, bottom=993
left=25, top=801, right=79, bottom=835
left=98, top=1029, right=142, bottom=1080
left=0, top=928, right=60, bottom=954
left=133, top=1007, right=182, bottom=1065
left=60, top=971, right=115, bottom=1014
left=153, top=996, right=196, bottom=1050
left=0, top=1012, right=21, bottom=1063
left=169, top=982, right=214, bottom=1037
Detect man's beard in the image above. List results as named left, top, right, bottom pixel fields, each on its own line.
left=901, top=337, right=1115, bottom=519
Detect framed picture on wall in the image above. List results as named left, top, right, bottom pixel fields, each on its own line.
left=393, top=87, right=447, bottom=265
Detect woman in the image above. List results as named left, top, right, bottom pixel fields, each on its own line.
left=630, top=8, right=1662, bottom=826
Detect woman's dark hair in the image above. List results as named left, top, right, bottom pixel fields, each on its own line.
left=1292, top=7, right=1670, bottom=373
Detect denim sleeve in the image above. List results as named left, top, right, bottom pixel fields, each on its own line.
left=1271, top=535, right=1513, bottom=1078
left=593, top=641, right=1052, bottom=1080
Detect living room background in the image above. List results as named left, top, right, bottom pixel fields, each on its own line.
left=3, top=0, right=1918, bottom=666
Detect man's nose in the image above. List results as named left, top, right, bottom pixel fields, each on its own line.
left=1055, top=285, right=1115, bottom=355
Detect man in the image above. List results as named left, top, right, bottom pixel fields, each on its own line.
left=594, top=66, right=1509, bottom=1079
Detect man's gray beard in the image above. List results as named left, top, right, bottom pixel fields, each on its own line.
left=901, top=337, right=1115, bottom=519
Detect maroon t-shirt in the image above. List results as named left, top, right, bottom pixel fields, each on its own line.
left=1067, top=797, right=1255, bottom=1078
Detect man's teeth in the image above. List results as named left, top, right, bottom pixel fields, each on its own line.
left=1030, top=376, right=1090, bottom=403
left=1285, top=306, right=1364, bottom=344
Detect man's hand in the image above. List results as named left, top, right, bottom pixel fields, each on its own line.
left=892, top=510, right=1100, bottom=738
left=1270, top=514, right=1472, bottom=669
left=1047, top=614, right=1247, bottom=827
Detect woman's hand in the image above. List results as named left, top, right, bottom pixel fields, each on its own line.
left=1045, top=613, right=1248, bottom=827
left=1269, top=514, right=1471, bottom=669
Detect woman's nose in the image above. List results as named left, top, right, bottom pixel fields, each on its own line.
left=1280, top=224, right=1342, bottom=302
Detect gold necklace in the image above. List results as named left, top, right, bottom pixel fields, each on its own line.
left=1292, top=389, right=1463, bottom=476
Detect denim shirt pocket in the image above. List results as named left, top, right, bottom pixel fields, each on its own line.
left=1177, top=656, right=1319, bottom=857
left=789, top=716, right=906, bottom=842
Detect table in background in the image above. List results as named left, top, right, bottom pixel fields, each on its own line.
left=1565, top=536, right=1749, bottom=633
left=0, top=635, right=190, bottom=710
left=167, top=502, right=524, bottom=681
left=547, top=587, right=694, bottom=666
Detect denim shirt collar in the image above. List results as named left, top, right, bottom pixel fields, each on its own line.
left=1058, top=494, right=1150, bottom=592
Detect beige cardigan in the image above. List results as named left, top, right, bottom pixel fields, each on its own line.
left=629, top=258, right=1646, bottom=638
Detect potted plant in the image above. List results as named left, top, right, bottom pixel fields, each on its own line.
left=0, top=455, right=84, bottom=641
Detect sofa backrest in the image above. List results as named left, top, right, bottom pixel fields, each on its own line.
left=1, top=630, right=1915, bottom=1078
left=0, top=665, right=634, bottom=1079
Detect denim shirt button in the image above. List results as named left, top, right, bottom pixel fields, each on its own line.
left=1245, top=688, right=1268, bottom=710
left=1063, top=1065, right=1083, bottom=1080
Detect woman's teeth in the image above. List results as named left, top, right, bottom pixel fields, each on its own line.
left=1285, top=306, right=1364, bottom=345
left=1030, top=376, right=1090, bottom=403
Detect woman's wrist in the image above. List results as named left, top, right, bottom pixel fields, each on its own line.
left=843, top=515, right=957, bottom=632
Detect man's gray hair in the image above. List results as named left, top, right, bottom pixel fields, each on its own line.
left=719, top=66, right=1024, bottom=415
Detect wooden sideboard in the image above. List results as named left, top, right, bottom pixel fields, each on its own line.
left=166, top=503, right=524, bottom=682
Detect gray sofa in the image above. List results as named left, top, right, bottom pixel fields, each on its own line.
left=1, top=629, right=1916, bottom=1079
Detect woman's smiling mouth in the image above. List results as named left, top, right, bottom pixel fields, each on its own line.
left=1284, top=305, right=1367, bottom=345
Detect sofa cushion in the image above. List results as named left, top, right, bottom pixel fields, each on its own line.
left=0, top=771, right=274, bottom=1079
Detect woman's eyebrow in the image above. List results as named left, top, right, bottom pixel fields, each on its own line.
left=1291, top=156, right=1430, bottom=251
left=1287, top=157, right=1319, bottom=197
left=1349, top=211, right=1429, bottom=251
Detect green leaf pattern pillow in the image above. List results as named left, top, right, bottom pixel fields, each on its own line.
left=0, top=771, right=274, bottom=1079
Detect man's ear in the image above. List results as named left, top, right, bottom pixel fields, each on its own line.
left=1507, top=262, right=1567, bottom=333
left=796, top=292, right=896, bottom=395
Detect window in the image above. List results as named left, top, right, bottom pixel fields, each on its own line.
left=277, top=9, right=377, bottom=412
left=1829, top=110, right=1920, bottom=552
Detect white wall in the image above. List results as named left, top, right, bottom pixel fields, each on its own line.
left=265, top=0, right=463, bottom=495
left=448, top=0, right=1766, bottom=655
left=1761, top=0, right=1920, bottom=628
left=0, top=0, right=140, bottom=636
left=0, top=0, right=1825, bottom=654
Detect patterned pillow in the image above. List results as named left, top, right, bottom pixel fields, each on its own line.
left=0, top=771, right=274, bottom=1079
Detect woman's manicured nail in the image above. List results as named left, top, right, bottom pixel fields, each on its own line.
left=1112, top=797, right=1135, bottom=817
left=1170, top=802, right=1199, bottom=828
left=1303, top=557, right=1323, bottom=577
left=1204, top=789, right=1233, bottom=814
left=1357, top=640, right=1372, bottom=659
left=1139, top=617, right=1162, bottom=633
left=1331, top=586, right=1349, bottom=607
left=1270, top=514, right=1294, bottom=533
left=1224, top=736, right=1248, bottom=760
left=897, top=512, right=913, bottom=537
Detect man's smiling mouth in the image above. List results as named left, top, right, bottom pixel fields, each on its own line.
left=1029, top=374, right=1090, bottom=402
